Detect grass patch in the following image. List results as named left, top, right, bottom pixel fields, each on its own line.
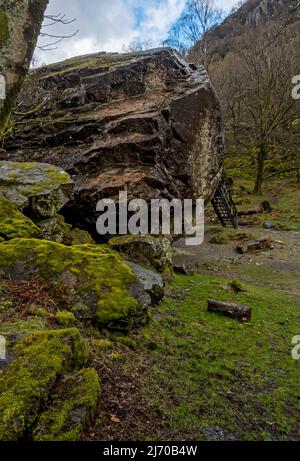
left=123, top=274, right=300, bottom=440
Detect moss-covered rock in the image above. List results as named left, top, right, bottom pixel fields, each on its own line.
left=0, top=238, right=150, bottom=329
left=33, top=368, right=100, bottom=441
left=37, top=214, right=95, bottom=245
left=0, top=161, right=73, bottom=218
left=70, top=228, right=95, bottom=245
left=108, top=235, right=173, bottom=279
left=0, top=196, right=40, bottom=240
left=0, top=328, right=88, bottom=441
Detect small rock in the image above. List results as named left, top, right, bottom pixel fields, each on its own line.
left=127, top=261, right=164, bottom=305
left=173, top=264, right=194, bottom=275
left=202, top=425, right=236, bottom=441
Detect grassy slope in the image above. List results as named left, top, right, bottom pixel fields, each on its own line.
left=82, top=180, right=300, bottom=441
left=123, top=274, right=300, bottom=440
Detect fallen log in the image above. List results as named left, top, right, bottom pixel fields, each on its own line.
left=207, top=299, right=251, bottom=322
left=238, top=208, right=262, bottom=216
left=237, top=237, right=274, bottom=254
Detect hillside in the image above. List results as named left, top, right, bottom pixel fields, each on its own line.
left=190, top=0, right=300, bottom=62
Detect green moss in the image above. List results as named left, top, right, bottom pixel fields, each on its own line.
left=9, top=162, right=38, bottom=172
left=55, top=310, right=76, bottom=327
left=0, top=328, right=88, bottom=441
left=0, top=196, right=40, bottom=239
left=0, top=318, right=48, bottom=334
left=113, top=335, right=137, bottom=350
left=111, top=352, right=121, bottom=360
left=0, top=239, right=143, bottom=327
left=1, top=162, right=72, bottom=197
left=70, top=228, right=95, bottom=245
left=92, top=338, right=113, bottom=350
left=33, top=368, right=100, bottom=441
left=0, top=12, right=9, bottom=43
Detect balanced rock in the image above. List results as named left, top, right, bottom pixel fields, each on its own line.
left=2, top=49, right=224, bottom=233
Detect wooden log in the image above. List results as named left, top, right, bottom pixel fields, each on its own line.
left=238, top=208, right=262, bottom=216
left=207, top=299, right=251, bottom=322
left=237, top=237, right=274, bottom=254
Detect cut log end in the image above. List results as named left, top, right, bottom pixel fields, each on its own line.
left=207, top=299, right=251, bottom=322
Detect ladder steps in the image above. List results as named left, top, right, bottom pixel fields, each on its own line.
left=211, top=177, right=238, bottom=229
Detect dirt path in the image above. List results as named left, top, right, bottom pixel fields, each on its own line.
left=173, top=226, right=300, bottom=296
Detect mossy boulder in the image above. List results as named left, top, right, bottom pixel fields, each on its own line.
left=0, top=161, right=73, bottom=218
left=0, top=238, right=150, bottom=329
left=0, top=328, right=88, bottom=441
left=33, top=368, right=100, bottom=441
left=108, top=235, right=173, bottom=279
left=37, top=214, right=95, bottom=245
left=0, top=196, right=40, bottom=240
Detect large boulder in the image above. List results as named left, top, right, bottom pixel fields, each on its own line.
left=2, top=49, right=224, bottom=234
left=0, top=238, right=150, bottom=329
left=0, top=161, right=74, bottom=218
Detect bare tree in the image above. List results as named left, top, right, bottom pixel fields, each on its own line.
left=164, top=0, right=224, bottom=66
left=37, top=12, right=79, bottom=52
left=210, top=18, right=300, bottom=194
left=123, top=39, right=153, bottom=53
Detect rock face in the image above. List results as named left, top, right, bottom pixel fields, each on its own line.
left=2, top=49, right=224, bottom=234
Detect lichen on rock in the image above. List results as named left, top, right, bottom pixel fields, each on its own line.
left=0, top=161, right=74, bottom=218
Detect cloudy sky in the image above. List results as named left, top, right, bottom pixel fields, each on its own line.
left=35, top=0, right=237, bottom=65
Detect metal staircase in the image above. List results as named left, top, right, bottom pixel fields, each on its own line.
left=211, top=177, right=238, bottom=228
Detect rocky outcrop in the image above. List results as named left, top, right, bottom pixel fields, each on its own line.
left=2, top=49, right=224, bottom=234
left=190, top=0, right=299, bottom=62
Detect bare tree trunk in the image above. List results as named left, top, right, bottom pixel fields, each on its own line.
left=0, top=0, right=48, bottom=134
left=253, top=146, right=266, bottom=195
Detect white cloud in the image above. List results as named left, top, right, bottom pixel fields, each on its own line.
left=35, top=0, right=237, bottom=65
